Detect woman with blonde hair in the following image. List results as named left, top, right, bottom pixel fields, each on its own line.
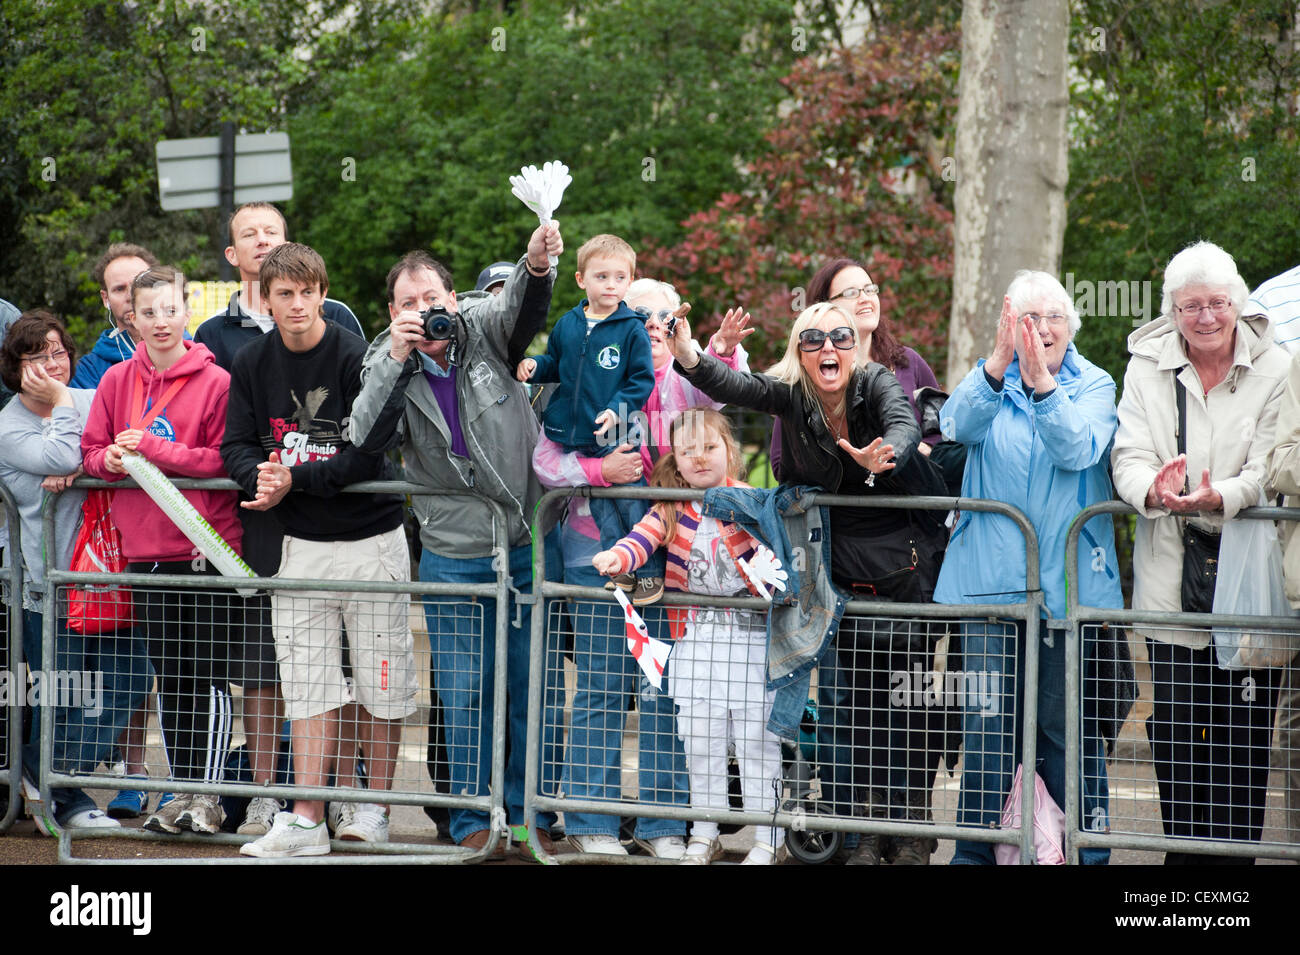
left=667, top=300, right=948, bottom=864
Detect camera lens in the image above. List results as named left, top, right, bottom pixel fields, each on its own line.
left=422, top=305, right=453, bottom=341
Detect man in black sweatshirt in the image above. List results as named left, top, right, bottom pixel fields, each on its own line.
left=223, top=243, right=415, bottom=858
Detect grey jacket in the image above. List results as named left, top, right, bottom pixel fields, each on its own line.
left=350, top=258, right=553, bottom=559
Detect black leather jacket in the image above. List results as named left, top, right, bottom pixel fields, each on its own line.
left=675, top=352, right=929, bottom=496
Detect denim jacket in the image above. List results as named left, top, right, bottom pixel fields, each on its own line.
left=699, top=483, right=846, bottom=740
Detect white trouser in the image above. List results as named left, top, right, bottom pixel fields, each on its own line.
left=677, top=701, right=784, bottom=848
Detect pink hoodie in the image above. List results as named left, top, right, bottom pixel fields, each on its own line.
left=82, top=340, right=242, bottom=562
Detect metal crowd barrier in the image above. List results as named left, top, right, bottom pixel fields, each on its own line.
left=1065, top=502, right=1300, bottom=864
left=30, top=478, right=514, bottom=865
left=522, top=486, right=1046, bottom=864
left=0, top=481, right=22, bottom=833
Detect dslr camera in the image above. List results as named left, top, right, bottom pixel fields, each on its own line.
left=420, top=304, right=455, bottom=341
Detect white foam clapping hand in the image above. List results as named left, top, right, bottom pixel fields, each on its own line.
left=738, top=545, right=788, bottom=602
left=509, top=161, right=572, bottom=267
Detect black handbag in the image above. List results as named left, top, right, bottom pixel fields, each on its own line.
left=1175, top=378, right=1220, bottom=613
left=838, top=518, right=945, bottom=604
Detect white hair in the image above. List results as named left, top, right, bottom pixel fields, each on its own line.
left=1160, top=240, right=1249, bottom=319
left=1005, top=269, right=1081, bottom=336
left=626, top=278, right=681, bottom=308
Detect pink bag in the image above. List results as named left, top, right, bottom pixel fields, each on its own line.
left=994, top=763, right=1065, bottom=865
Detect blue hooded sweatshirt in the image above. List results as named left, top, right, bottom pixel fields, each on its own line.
left=529, top=300, right=653, bottom=452
left=70, top=327, right=135, bottom=389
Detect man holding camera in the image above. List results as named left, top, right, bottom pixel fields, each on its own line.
left=349, top=222, right=563, bottom=859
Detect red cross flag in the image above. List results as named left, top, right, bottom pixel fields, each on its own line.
left=612, top=588, right=671, bottom=690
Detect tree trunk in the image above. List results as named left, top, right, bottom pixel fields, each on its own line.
left=948, top=0, right=1070, bottom=384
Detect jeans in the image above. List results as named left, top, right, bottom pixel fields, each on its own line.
left=952, top=619, right=1110, bottom=865
left=588, top=490, right=667, bottom=582
left=22, top=609, right=150, bottom=819
left=559, top=560, right=688, bottom=839
left=420, top=541, right=560, bottom=843
left=814, top=615, right=945, bottom=819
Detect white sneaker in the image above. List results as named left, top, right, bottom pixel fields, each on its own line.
left=635, top=834, right=687, bottom=860
left=62, top=808, right=122, bottom=831
left=336, top=803, right=389, bottom=843
left=567, top=834, right=628, bottom=856
left=327, top=800, right=355, bottom=836
left=240, top=812, right=330, bottom=858
left=176, top=793, right=225, bottom=834
left=680, top=835, right=722, bottom=865
left=237, top=797, right=284, bottom=836
left=740, top=842, right=787, bottom=865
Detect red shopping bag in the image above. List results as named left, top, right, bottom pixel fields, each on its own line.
left=67, top=490, right=133, bottom=634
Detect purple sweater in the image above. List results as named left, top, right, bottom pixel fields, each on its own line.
left=770, top=346, right=939, bottom=480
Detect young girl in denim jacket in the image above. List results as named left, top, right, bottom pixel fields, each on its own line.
left=593, top=408, right=785, bottom=864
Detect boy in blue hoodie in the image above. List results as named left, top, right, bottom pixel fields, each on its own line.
left=517, top=234, right=663, bottom=603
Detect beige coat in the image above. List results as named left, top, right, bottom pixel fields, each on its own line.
left=1266, top=350, right=1300, bottom=609
left=1111, top=312, right=1291, bottom=647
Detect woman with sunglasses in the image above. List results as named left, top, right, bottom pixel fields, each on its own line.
left=771, top=260, right=942, bottom=479
left=666, top=299, right=949, bottom=864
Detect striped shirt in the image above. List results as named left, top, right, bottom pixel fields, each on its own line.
left=1248, top=264, right=1300, bottom=355
left=607, top=480, right=765, bottom=640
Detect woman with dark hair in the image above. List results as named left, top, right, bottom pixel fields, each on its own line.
left=772, top=259, right=942, bottom=478
left=0, top=310, right=149, bottom=832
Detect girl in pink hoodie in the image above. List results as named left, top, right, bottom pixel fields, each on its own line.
left=82, top=265, right=242, bottom=837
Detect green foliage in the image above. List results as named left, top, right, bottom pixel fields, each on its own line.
left=641, top=25, right=959, bottom=375
left=287, top=0, right=799, bottom=333
left=1066, top=0, right=1300, bottom=385
left=0, top=0, right=422, bottom=345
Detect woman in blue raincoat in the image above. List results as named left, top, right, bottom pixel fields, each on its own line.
left=936, top=270, right=1124, bottom=865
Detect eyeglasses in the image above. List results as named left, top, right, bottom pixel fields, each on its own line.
left=798, top=326, right=856, bottom=352
left=633, top=307, right=676, bottom=323
left=1174, top=299, right=1232, bottom=317
left=1023, top=312, right=1069, bottom=327
left=20, top=349, right=68, bottom=366
left=830, top=284, right=879, bottom=303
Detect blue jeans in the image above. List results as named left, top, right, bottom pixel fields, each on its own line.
left=560, top=560, right=688, bottom=839
left=22, top=609, right=150, bottom=819
left=588, top=489, right=667, bottom=582
left=419, top=542, right=560, bottom=843
left=952, top=619, right=1110, bottom=865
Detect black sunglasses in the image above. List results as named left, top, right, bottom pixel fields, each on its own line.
left=798, top=326, right=855, bottom=353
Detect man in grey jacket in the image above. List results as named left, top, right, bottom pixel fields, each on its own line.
left=350, top=222, right=562, bottom=859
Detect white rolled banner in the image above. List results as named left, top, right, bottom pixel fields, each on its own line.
left=120, top=451, right=256, bottom=594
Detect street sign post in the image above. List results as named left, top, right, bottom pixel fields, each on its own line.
left=156, top=128, right=292, bottom=279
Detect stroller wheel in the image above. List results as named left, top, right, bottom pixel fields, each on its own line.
left=784, top=802, right=847, bottom=865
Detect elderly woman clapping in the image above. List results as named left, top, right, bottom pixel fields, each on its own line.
left=1112, top=241, right=1290, bottom=864
left=936, top=270, right=1124, bottom=865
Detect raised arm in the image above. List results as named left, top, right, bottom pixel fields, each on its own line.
left=1029, top=362, right=1118, bottom=472
left=350, top=333, right=417, bottom=454
left=941, top=361, right=1006, bottom=447
left=467, top=222, right=561, bottom=363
